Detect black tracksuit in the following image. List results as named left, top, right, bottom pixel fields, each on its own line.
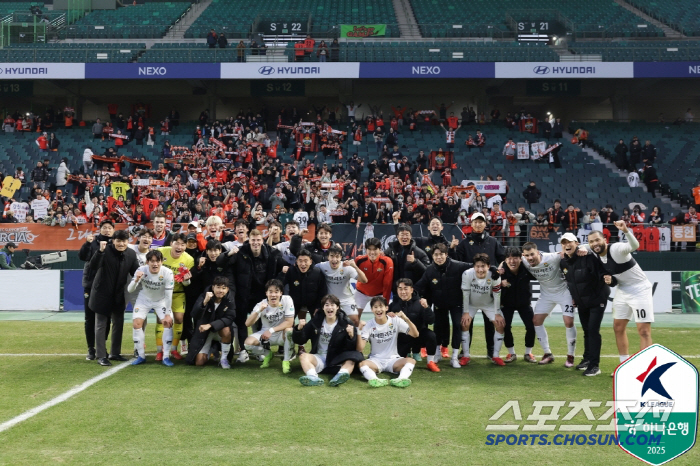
left=413, top=233, right=457, bottom=263
left=499, top=262, right=536, bottom=351
left=283, top=264, right=328, bottom=318
left=79, top=234, right=112, bottom=350
left=455, top=231, right=505, bottom=356
left=560, top=252, right=616, bottom=369
left=414, top=258, right=470, bottom=349
left=388, top=292, right=437, bottom=357
left=186, top=287, right=236, bottom=365
left=383, top=239, right=430, bottom=293
left=289, top=236, right=337, bottom=264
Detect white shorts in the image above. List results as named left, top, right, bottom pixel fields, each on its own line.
left=132, top=299, right=172, bottom=321
left=354, top=291, right=378, bottom=313
left=252, top=329, right=285, bottom=346
left=312, top=354, right=327, bottom=373
left=534, top=291, right=575, bottom=317
left=199, top=332, right=222, bottom=355
left=466, top=307, right=501, bottom=322
left=612, top=288, right=655, bottom=323
left=368, top=355, right=402, bottom=373
left=340, top=300, right=358, bottom=317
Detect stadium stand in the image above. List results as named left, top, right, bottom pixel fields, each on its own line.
left=625, top=0, right=700, bottom=36
left=62, top=2, right=191, bottom=39
left=184, top=0, right=399, bottom=39
left=0, top=43, right=145, bottom=63
left=569, top=40, right=700, bottom=61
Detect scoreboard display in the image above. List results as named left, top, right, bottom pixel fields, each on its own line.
left=259, top=21, right=307, bottom=35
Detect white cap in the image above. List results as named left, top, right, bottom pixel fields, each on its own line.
left=471, top=212, right=486, bottom=222
left=560, top=232, right=578, bottom=243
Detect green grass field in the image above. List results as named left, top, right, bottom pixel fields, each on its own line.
left=1, top=315, right=699, bottom=466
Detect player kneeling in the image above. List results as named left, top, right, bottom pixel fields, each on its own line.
left=358, top=297, right=420, bottom=388
left=460, top=253, right=507, bottom=367
left=293, top=294, right=365, bottom=387
left=128, top=250, right=175, bottom=367
left=186, top=277, right=236, bottom=369
left=244, top=279, right=295, bottom=373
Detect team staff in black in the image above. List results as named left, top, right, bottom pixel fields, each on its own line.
left=383, top=223, right=430, bottom=293
left=397, top=216, right=458, bottom=263
left=289, top=223, right=337, bottom=264
left=560, top=233, right=616, bottom=377
left=455, top=212, right=505, bottom=358
left=498, top=247, right=537, bottom=363
left=283, top=249, right=329, bottom=321
left=415, top=243, right=470, bottom=362
left=389, top=278, right=440, bottom=372
left=186, top=277, right=236, bottom=367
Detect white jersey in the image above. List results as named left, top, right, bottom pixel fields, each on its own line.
left=658, top=227, right=671, bottom=251
left=315, top=262, right=358, bottom=303
left=317, top=320, right=338, bottom=356
left=127, top=266, right=174, bottom=312
left=222, top=239, right=245, bottom=253
left=128, top=244, right=149, bottom=267
left=293, top=211, right=309, bottom=229
left=273, top=240, right=296, bottom=265
left=576, top=229, right=590, bottom=245
left=522, top=252, right=569, bottom=296
left=253, top=295, right=295, bottom=330
left=361, top=316, right=409, bottom=359
left=461, top=268, right=501, bottom=314
left=596, top=234, right=651, bottom=294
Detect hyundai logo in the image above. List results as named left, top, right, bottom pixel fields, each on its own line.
left=533, top=66, right=550, bottom=75
left=258, top=66, right=275, bottom=75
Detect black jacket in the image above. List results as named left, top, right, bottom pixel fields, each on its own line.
left=414, top=257, right=470, bottom=310
left=190, top=256, right=229, bottom=298
left=283, top=264, right=328, bottom=315
left=216, top=243, right=284, bottom=313
left=79, top=234, right=112, bottom=290
left=414, top=233, right=453, bottom=262
left=455, top=231, right=505, bottom=268
left=88, top=244, right=139, bottom=316
left=388, top=292, right=434, bottom=330
left=383, top=239, right=430, bottom=291
left=499, top=263, right=534, bottom=309
left=289, top=235, right=337, bottom=264
left=292, top=310, right=364, bottom=369
left=186, top=287, right=236, bottom=364
left=560, top=251, right=617, bottom=309
left=522, top=185, right=541, bottom=204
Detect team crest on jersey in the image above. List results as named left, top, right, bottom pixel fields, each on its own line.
left=158, top=275, right=163, bottom=280
left=469, top=240, right=474, bottom=245
left=543, top=262, right=549, bottom=267
left=425, top=246, right=431, bottom=252
left=563, top=268, right=568, bottom=274
left=377, top=268, right=383, bottom=272
left=293, top=281, right=300, bottom=286
left=217, top=267, right=223, bottom=272
left=388, top=323, right=394, bottom=330
left=432, top=278, right=438, bottom=284
left=487, top=279, right=492, bottom=284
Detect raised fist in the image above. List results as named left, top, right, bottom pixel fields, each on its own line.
left=203, top=291, right=214, bottom=305
left=134, top=270, right=144, bottom=282
left=99, top=241, right=107, bottom=252
left=198, top=256, right=206, bottom=268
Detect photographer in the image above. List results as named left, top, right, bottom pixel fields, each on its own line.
left=0, top=242, right=17, bottom=270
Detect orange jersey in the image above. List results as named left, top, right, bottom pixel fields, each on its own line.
left=355, top=255, right=394, bottom=301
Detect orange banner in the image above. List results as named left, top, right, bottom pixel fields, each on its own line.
left=0, top=223, right=316, bottom=250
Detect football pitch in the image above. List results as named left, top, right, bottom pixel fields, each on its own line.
left=1, top=313, right=699, bottom=466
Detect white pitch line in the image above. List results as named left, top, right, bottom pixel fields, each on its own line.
left=0, top=360, right=131, bottom=434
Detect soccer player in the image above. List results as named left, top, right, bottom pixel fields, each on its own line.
left=244, top=279, right=295, bottom=373
left=521, top=242, right=578, bottom=367
left=460, top=253, right=506, bottom=367
left=126, top=228, right=153, bottom=309
left=150, top=212, right=173, bottom=248
left=157, top=233, right=194, bottom=361
left=188, top=276, right=236, bottom=369
left=358, top=297, right=419, bottom=387
left=586, top=221, right=654, bottom=369
left=127, top=250, right=175, bottom=366
left=354, top=238, right=394, bottom=320
left=390, top=279, right=439, bottom=372
left=315, top=245, right=368, bottom=326
left=293, top=294, right=364, bottom=387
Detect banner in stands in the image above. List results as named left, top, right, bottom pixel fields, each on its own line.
left=459, top=180, right=507, bottom=194
left=221, top=62, right=360, bottom=79
left=359, top=62, right=494, bottom=78
left=85, top=63, right=220, bottom=79
left=681, top=271, right=700, bottom=313
left=634, top=61, right=700, bottom=78
left=0, top=63, right=84, bottom=79
left=340, top=24, right=387, bottom=38
left=495, top=62, right=634, bottom=79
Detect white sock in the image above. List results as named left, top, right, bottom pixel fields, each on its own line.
left=338, top=368, right=349, bottom=374
left=566, top=326, right=577, bottom=356
left=305, top=367, right=318, bottom=377
left=157, top=345, right=163, bottom=352
left=283, top=332, right=292, bottom=361
left=535, top=325, right=550, bottom=353
left=493, top=332, right=504, bottom=358
left=133, top=328, right=145, bottom=358
left=525, top=346, right=533, bottom=355
left=620, top=354, right=629, bottom=363
left=245, top=344, right=265, bottom=356
left=507, top=346, right=515, bottom=355
left=461, top=331, right=471, bottom=357
left=398, top=362, right=415, bottom=380
left=162, top=327, right=173, bottom=359
left=221, top=343, right=231, bottom=361
left=427, top=355, right=435, bottom=363
left=360, top=365, right=378, bottom=381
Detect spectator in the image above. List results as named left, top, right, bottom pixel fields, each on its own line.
left=35, top=132, right=48, bottom=153
left=648, top=206, right=664, bottom=224
left=561, top=204, right=582, bottom=231
left=642, top=140, right=656, bottom=164
left=317, top=40, right=328, bottom=62
left=236, top=41, right=246, bottom=62
left=303, top=34, right=315, bottom=60
left=685, top=108, right=694, bottom=122
left=642, top=162, right=659, bottom=198
left=82, top=146, right=94, bottom=173
left=330, top=38, right=340, bottom=62
left=629, top=137, right=642, bottom=171
left=48, top=132, right=60, bottom=151
left=30, top=161, right=49, bottom=191
left=133, top=126, right=146, bottom=146
left=207, top=29, right=217, bottom=48
left=583, top=208, right=602, bottom=229
left=522, top=181, right=541, bottom=208
left=552, top=118, right=563, bottom=139
left=0, top=242, right=17, bottom=270
left=218, top=32, right=227, bottom=49
left=614, top=139, right=628, bottom=172
left=92, top=118, right=103, bottom=139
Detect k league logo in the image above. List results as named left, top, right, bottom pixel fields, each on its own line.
left=533, top=66, right=550, bottom=75
left=258, top=66, right=275, bottom=75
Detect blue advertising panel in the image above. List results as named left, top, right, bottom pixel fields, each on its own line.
left=359, top=62, right=494, bottom=78
left=85, top=63, right=220, bottom=79
left=634, top=61, right=700, bottom=78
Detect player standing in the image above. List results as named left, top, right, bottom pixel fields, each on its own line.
left=127, top=250, right=175, bottom=366
left=354, top=238, right=394, bottom=320
left=315, top=245, right=368, bottom=326
left=521, top=242, right=578, bottom=367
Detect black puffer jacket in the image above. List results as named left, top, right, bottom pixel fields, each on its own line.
left=79, top=234, right=112, bottom=289
left=383, top=239, right=430, bottom=292
left=284, top=264, right=328, bottom=316
left=388, top=291, right=434, bottom=330
left=414, top=257, right=470, bottom=310
left=499, top=262, right=534, bottom=309
left=560, top=251, right=617, bottom=309
left=186, top=287, right=237, bottom=364
left=289, top=235, right=337, bottom=264
left=455, top=231, right=505, bottom=268
left=292, top=309, right=364, bottom=369
left=414, top=233, right=457, bottom=262
left=88, top=244, right=139, bottom=316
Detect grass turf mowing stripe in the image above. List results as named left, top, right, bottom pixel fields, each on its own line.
left=0, top=360, right=131, bottom=434
left=0, top=353, right=699, bottom=358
